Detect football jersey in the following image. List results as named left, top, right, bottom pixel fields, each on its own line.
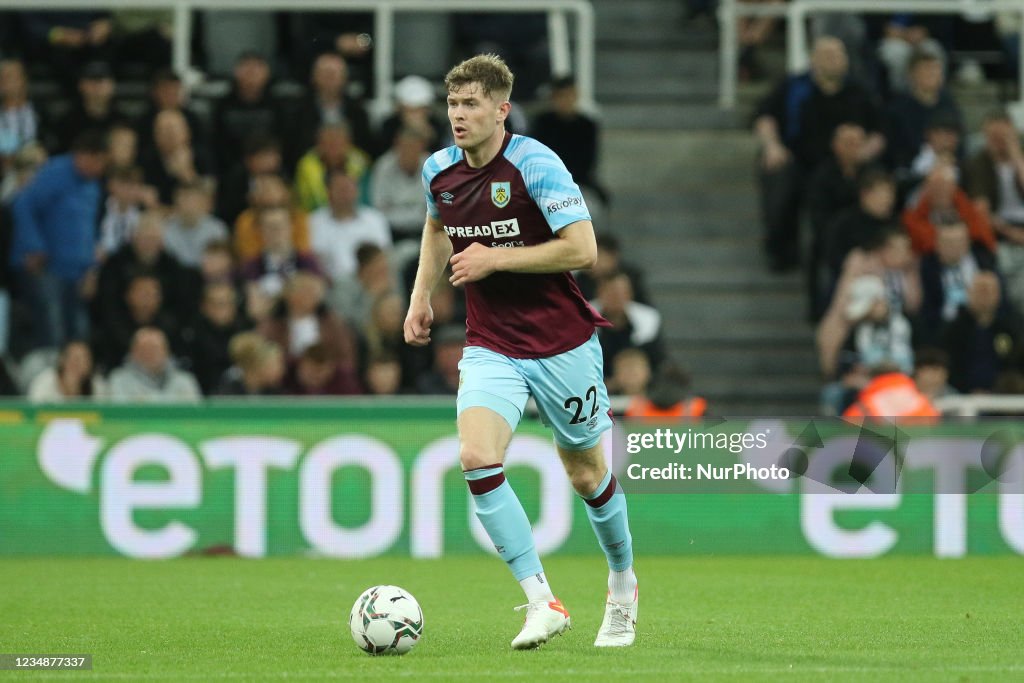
left=422, top=132, right=610, bottom=359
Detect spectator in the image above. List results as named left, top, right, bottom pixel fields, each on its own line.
left=896, top=111, right=963, bottom=202
left=109, top=9, right=172, bottom=77
left=608, top=347, right=651, bottom=398
left=233, top=174, right=311, bottom=261
left=842, top=364, right=940, bottom=420
left=10, top=129, right=107, bottom=350
left=824, top=168, right=897, bottom=289
left=836, top=275, right=915, bottom=377
left=216, top=133, right=283, bottom=225
left=965, top=109, right=1024, bottom=311
left=284, top=340, right=361, bottom=395
left=361, top=290, right=430, bottom=393
left=364, top=351, right=403, bottom=395
left=817, top=226, right=922, bottom=376
left=530, top=75, right=608, bottom=206
left=753, top=36, right=885, bottom=271
left=258, top=272, right=360, bottom=384
left=18, top=12, right=113, bottom=92
left=27, top=339, right=109, bottom=402
left=877, top=16, right=947, bottom=95
left=806, top=124, right=870, bottom=318
left=913, top=347, right=956, bottom=403
left=0, top=59, right=45, bottom=168
left=56, top=61, right=121, bottom=151
left=140, top=108, right=214, bottom=206
left=310, top=170, right=390, bottom=283
left=416, top=324, right=464, bottom=395
left=293, top=122, right=371, bottom=212
left=590, top=271, right=664, bottom=375
left=163, top=181, right=229, bottom=268
left=95, top=210, right=199, bottom=328
left=625, top=361, right=707, bottom=418
left=199, top=240, right=238, bottom=288
left=136, top=69, right=206, bottom=156
left=377, top=75, right=447, bottom=153
left=108, top=121, right=139, bottom=168
left=944, top=271, right=1023, bottom=393
left=736, top=0, right=784, bottom=82
left=1, top=140, right=46, bottom=204
left=0, top=142, right=47, bottom=357
left=182, top=281, right=250, bottom=394
left=920, top=219, right=997, bottom=344
left=108, top=326, right=201, bottom=402
left=903, top=158, right=996, bottom=256
left=239, top=206, right=324, bottom=305
left=285, top=14, right=374, bottom=95
left=94, top=272, right=182, bottom=371
left=370, top=124, right=431, bottom=241
left=453, top=13, right=549, bottom=99
left=295, top=51, right=374, bottom=161
left=215, top=331, right=284, bottom=396
left=329, top=243, right=397, bottom=327
left=212, top=51, right=282, bottom=173
left=885, top=47, right=963, bottom=172
left=98, top=165, right=157, bottom=258
left=573, top=233, right=652, bottom=305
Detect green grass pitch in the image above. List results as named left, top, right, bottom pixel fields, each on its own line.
left=1, top=556, right=1021, bottom=681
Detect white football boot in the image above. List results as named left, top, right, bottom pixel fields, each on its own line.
left=594, top=587, right=638, bottom=647
left=511, top=598, right=571, bottom=649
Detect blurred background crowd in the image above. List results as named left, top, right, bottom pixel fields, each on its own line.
left=0, top=8, right=653, bottom=405
left=1, top=3, right=1023, bottom=417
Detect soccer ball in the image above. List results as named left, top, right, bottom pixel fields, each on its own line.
left=348, top=585, right=424, bottom=655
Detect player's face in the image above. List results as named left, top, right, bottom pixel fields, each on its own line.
left=447, top=83, right=504, bottom=151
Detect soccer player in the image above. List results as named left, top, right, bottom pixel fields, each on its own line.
left=404, top=54, right=637, bottom=649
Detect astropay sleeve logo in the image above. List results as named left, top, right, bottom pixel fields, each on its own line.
left=490, top=218, right=520, bottom=238
left=547, top=196, right=584, bottom=215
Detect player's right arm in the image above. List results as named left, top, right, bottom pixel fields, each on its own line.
left=404, top=215, right=453, bottom=346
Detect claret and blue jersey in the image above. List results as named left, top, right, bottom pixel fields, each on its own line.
left=422, top=132, right=609, bottom=359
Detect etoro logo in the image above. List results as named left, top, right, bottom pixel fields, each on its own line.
left=33, top=419, right=573, bottom=559
left=444, top=218, right=520, bottom=239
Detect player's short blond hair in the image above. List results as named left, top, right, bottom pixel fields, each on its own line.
left=444, top=54, right=514, bottom=102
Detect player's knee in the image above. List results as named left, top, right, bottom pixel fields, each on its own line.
left=568, top=466, right=605, bottom=497
left=459, top=443, right=502, bottom=472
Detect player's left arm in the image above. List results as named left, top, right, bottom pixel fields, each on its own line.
left=449, top=220, right=597, bottom=286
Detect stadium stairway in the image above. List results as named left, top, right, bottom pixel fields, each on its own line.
left=592, top=0, right=819, bottom=415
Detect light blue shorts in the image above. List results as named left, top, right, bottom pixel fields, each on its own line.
left=456, top=333, right=613, bottom=450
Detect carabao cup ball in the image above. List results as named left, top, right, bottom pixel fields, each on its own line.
left=348, top=585, right=424, bottom=655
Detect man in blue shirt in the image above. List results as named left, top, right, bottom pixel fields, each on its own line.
left=10, top=129, right=108, bottom=349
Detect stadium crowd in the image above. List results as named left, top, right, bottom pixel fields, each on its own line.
left=753, top=25, right=1024, bottom=414
left=0, top=10, right=681, bottom=406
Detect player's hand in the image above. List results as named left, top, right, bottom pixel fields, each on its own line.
left=449, top=243, right=497, bottom=287
left=404, top=298, right=434, bottom=346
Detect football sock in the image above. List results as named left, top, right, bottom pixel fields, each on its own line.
left=519, top=571, right=556, bottom=604
left=582, top=470, right=635, bottom=587
left=609, top=567, right=638, bottom=605
left=464, top=465, right=544, bottom=582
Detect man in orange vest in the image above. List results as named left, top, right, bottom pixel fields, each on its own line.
left=625, top=362, right=707, bottom=418
left=843, top=363, right=940, bottom=420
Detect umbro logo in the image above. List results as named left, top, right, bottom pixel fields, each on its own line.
left=440, top=192, right=455, bottom=204
left=609, top=541, right=626, bottom=550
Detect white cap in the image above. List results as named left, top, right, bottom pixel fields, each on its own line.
left=845, top=275, right=886, bottom=321
left=395, top=75, right=434, bottom=107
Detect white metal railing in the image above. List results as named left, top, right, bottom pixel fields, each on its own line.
left=936, top=395, right=1024, bottom=417
left=0, top=0, right=595, bottom=112
left=718, top=0, right=1024, bottom=111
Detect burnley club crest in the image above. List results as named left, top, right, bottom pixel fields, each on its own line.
left=491, top=181, right=511, bottom=208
